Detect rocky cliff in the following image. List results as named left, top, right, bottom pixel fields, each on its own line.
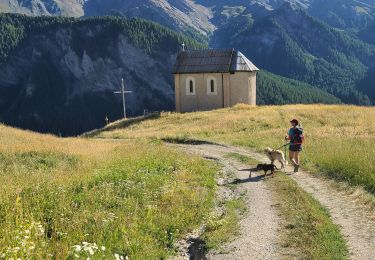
left=1, top=0, right=374, bottom=34
left=0, top=15, right=203, bottom=135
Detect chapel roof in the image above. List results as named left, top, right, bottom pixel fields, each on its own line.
left=172, top=49, right=259, bottom=74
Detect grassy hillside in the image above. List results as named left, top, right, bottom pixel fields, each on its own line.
left=0, top=125, right=217, bottom=258
left=94, top=105, right=375, bottom=194
left=0, top=13, right=343, bottom=137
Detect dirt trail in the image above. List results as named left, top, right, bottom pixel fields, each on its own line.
left=175, top=143, right=282, bottom=260
left=174, top=143, right=375, bottom=260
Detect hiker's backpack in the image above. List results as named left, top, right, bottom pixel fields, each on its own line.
left=292, top=127, right=304, bottom=144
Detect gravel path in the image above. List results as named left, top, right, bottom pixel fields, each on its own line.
left=227, top=146, right=375, bottom=260
left=289, top=170, right=375, bottom=260
left=173, top=143, right=375, bottom=260
left=175, top=143, right=282, bottom=260
left=178, top=142, right=375, bottom=260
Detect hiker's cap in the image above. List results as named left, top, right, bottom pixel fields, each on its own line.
left=290, top=119, right=299, bottom=125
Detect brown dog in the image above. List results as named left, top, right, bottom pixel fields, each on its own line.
left=264, top=147, right=288, bottom=169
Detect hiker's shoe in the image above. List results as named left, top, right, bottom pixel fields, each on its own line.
left=294, top=165, right=300, bottom=173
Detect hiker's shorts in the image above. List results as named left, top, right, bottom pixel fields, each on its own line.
left=289, top=144, right=302, bottom=152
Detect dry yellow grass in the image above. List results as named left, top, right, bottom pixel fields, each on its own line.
left=95, top=104, right=375, bottom=193
left=0, top=124, right=217, bottom=259
left=0, top=124, right=120, bottom=195
left=0, top=124, right=117, bottom=155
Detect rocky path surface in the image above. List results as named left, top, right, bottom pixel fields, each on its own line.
left=175, top=143, right=282, bottom=260
left=174, top=143, right=375, bottom=260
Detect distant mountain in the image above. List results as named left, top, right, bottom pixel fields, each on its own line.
left=360, top=20, right=375, bottom=44
left=0, top=14, right=203, bottom=136
left=217, top=3, right=375, bottom=105
left=257, top=70, right=342, bottom=105
left=0, top=14, right=341, bottom=135
left=1, top=0, right=374, bottom=33
left=307, top=0, right=375, bottom=30
left=0, top=0, right=85, bottom=16
left=0, top=0, right=215, bottom=40
left=0, top=1, right=374, bottom=134
left=84, top=0, right=214, bottom=37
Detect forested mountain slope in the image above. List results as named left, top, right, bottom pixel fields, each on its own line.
left=2, top=0, right=372, bottom=104
left=219, top=4, right=375, bottom=105
left=0, top=14, right=203, bottom=136
left=0, top=13, right=342, bottom=135
left=1, top=0, right=374, bottom=134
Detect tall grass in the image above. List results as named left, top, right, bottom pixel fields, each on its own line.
left=0, top=126, right=217, bottom=259
left=95, top=105, right=375, bottom=194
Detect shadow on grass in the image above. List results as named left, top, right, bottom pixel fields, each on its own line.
left=162, top=137, right=224, bottom=146
left=229, top=168, right=285, bottom=184
left=188, top=238, right=208, bottom=260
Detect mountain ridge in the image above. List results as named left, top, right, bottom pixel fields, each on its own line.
left=0, top=14, right=204, bottom=135
left=0, top=13, right=342, bottom=135
left=0, top=1, right=374, bottom=134
left=220, top=3, right=375, bottom=104
left=1, top=0, right=374, bottom=33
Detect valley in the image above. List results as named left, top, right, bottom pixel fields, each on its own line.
left=0, top=12, right=346, bottom=136
left=0, top=1, right=374, bottom=259
left=0, top=1, right=374, bottom=137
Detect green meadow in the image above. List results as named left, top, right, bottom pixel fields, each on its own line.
left=96, top=104, right=375, bottom=194
left=0, top=126, right=217, bottom=259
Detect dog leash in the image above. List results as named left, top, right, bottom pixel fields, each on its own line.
left=284, top=143, right=287, bottom=174
left=275, top=142, right=291, bottom=151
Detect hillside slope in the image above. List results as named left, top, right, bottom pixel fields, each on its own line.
left=0, top=123, right=217, bottom=259
left=220, top=4, right=375, bottom=105
left=0, top=14, right=203, bottom=136
left=0, top=0, right=85, bottom=16
left=257, top=71, right=341, bottom=105
left=1, top=1, right=374, bottom=107
left=94, top=104, right=375, bottom=194
left=0, top=14, right=343, bottom=136
left=1, top=0, right=374, bottom=33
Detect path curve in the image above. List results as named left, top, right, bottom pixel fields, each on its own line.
left=175, top=143, right=375, bottom=260
left=175, top=143, right=282, bottom=260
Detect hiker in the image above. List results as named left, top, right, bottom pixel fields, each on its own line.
left=285, top=119, right=304, bottom=172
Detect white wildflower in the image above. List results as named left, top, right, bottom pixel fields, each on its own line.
left=114, top=254, right=125, bottom=260
left=73, top=245, right=82, bottom=252
left=101, top=246, right=106, bottom=251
